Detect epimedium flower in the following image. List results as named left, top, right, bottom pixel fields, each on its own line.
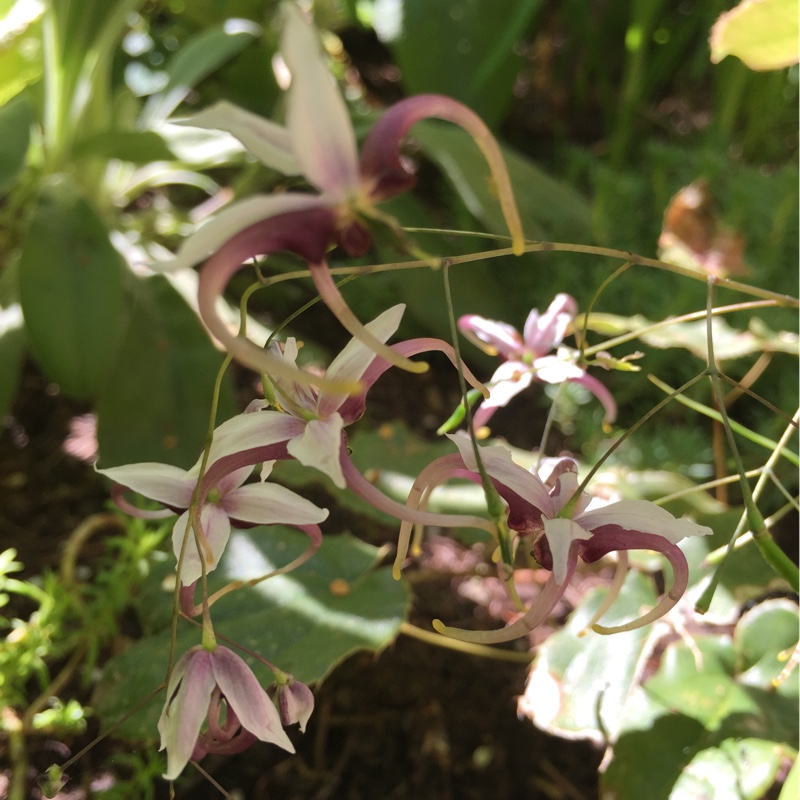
left=190, top=305, right=498, bottom=537
left=395, top=435, right=712, bottom=643
left=159, top=645, right=294, bottom=780
left=458, top=294, right=617, bottom=430
left=153, top=2, right=524, bottom=392
left=258, top=303, right=483, bottom=487
left=98, top=418, right=328, bottom=585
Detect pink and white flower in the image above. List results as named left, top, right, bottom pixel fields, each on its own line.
left=98, top=421, right=328, bottom=585
left=397, top=436, right=711, bottom=642
left=153, top=3, right=524, bottom=390
left=158, top=645, right=294, bottom=780
left=458, top=294, right=617, bottom=428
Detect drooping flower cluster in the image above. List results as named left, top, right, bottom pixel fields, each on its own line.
left=98, top=2, right=713, bottom=783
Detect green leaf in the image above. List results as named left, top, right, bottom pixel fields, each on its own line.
left=673, top=739, right=796, bottom=800
left=377, top=0, right=541, bottom=127
left=411, top=121, right=592, bottom=242
left=0, top=94, right=32, bottom=194
left=585, top=313, right=799, bottom=361
left=602, top=602, right=799, bottom=800
left=95, top=274, right=237, bottom=469
left=519, top=571, right=658, bottom=743
left=92, top=528, right=410, bottom=740
left=71, top=130, right=176, bottom=164
left=734, top=598, right=800, bottom=688
left=710, top=0, right=799, bottom=71
left=17, top=177, right=130, bottom=398
left=0, top=2, right=43, bottom=107
left=0, top=261, right=25, bottom=417
left=140, top=21, right=261, bottom=127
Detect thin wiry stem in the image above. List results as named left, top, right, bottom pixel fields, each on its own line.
left=696, top=280, right=798, bottom=612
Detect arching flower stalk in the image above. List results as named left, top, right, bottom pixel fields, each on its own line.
left=153, top=2, right=524, bottom=391
left=458, top=294, right=617, bottom=430
left=396, top=435, right=712, bottom=643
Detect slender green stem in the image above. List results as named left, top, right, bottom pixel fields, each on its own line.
left=571, top=374, right=705, bottom=501
left=577, top=262, right=632, bottom=363
left=697, top=281, right=798, bottom=611
left=648, top=376, right=799, bottom=467
left=441, top=265, right=519, bottom=606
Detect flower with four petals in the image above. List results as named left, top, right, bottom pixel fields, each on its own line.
left=99, top=434, right=328, bottom=585
left=459, top=294, right=617, bottom=429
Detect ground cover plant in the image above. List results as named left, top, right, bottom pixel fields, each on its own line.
left=0, top=0, right=797, bottom=798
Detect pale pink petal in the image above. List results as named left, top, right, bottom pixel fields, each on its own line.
left=211, top=647, right=294, bottom=752
left=281, top=4, right=359, bottom=199
left=215, top=466, right=254, bottom=495
left=447, top=434, right=554, bottom=516
left=276, top=678, right=314, bottom=732
left=318, top=304, right=405, bottom=417
left=152, top=193, right=329, bottom=273
left=205, top=410, right=307, bottom=465
left=159, top=649, right=216, bottom=780
left=541, top=518, right=593, bottom=584
left=458, top=314, right=522, bottom=359
left=172, top=505, right=232, bottom=584
left=523, top=294, right=576, bottom=354
left=223, top=482, right=329, bottom=525
left=98, top=462, right=194, bottom=508
left=287, top=414, right=345, bottom=488
left=577, top=500, right=712, bottom=544
left=179, top=100, right=300, bottom=174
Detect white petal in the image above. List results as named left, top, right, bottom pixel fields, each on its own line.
left=577, top=500, right=713, bottom=544
left=447, top=434, right=554, bottom=516
left=201, top=410, right=307, bottom=468
left=172, top=506, right=232, bottom=584
left=542, top=517, right=592, bottom=584
left=223, top=482, right=329, bottom=525
left=318, top=304, right=405, bottom=417
left=287, top=414, right=346, bottom=488
left=533, top=355, right=584, bottom=384
left=151, top=193, right=329, bottom=273
left=479, top=361, right=534, bottom=411
left=178, top=100, right=301, bottom=175
left=98, top=462, right=194, bottom=508
left=282, top=3, right=360, bottom=199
